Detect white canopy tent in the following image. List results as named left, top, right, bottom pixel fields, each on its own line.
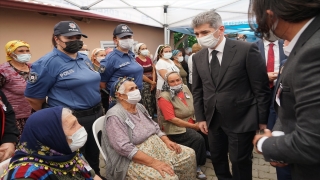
left=19, top=0, right=251, bottom=44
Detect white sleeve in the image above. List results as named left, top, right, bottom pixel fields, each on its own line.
left=155, top=60, right=167, bottom=71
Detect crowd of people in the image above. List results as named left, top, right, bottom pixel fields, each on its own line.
left=0, top=0, right=319, bottom=180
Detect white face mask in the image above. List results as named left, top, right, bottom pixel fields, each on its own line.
left=283, top=45, right=290, bottom=57
left=178, top=57, right=184, bottom=62
left=140, top=49, right=149, bottom=56
left=13, top=53, right=31, bottom=63
left=163, top=53, right=172, bottom=59
left=79, top=51, right=89, bottom=56
left=126, top=89, right=141, bottom=104
left=119, top=39, right=134, bottom=50
left=96, top=57, right=105, bottom=62
left=197, top=29, right=220, bottom=49
left=170, top=84, right=183, bottom=90
left=67, top=127, right=88, bottom=152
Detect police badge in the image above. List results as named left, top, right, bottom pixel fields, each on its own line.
left=28, top=72, right=38, bottom=84
left=99, top=65, right=106, bottom=73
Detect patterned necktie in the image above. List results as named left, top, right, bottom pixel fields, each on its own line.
left=267, top=43, right=275, bottom=88
left=211, top=50, right=220, bottom=86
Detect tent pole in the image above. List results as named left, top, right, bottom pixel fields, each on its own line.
left=163, top=5, right=169, bottom=44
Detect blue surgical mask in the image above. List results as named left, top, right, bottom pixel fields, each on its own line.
left=13, top=53, right=31, bottom=63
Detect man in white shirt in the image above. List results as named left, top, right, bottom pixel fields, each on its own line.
left=250, top=0, right=320, bottom=179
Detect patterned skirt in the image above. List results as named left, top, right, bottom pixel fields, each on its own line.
left=141, top=82, right=156, bottom=118
left=16, top=118, right=28, bottom=141
left=126, top=135, right=197, bottom=180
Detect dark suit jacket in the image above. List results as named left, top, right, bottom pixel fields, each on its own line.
left=262, top=14, right=320, bottom=180
left=192, top=38, right=270, bottom=133
left=256, top=39, right=286, bottom=64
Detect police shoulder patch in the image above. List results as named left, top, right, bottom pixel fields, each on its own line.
left=28, top=72, right=38, bottom=84
left=99, top=65, right=106, bottom=73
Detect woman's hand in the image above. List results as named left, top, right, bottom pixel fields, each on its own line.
left=164, top=140, right=182, bottom=154
left=150, top=81, right=156, bottom=91
left=150, top=159, right=175, bottom=178
left=0, top=143, right=15, bottom=162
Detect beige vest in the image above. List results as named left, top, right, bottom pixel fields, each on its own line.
left=159, top=85, right=195, bottom=135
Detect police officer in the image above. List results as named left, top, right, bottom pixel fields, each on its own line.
left=99, top=24, right=143, bottom=109
left=24, top=21, right=103, bottom=178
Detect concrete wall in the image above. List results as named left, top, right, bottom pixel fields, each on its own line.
left=0, top=7, right=165, bottom=63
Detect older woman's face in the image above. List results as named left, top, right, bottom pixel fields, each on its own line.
left=62, top=113, right=83, bottom=144
left=167, top=73, right=182, bottom=86
left=13, top=46, right=30, bottom=55
left=117, top=81, right=138, bottom=100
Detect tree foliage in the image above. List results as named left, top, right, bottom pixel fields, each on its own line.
left=173, top=32, right=197, bottom=49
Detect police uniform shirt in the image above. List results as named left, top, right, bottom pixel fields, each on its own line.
left=99, top=48, right=144, bottom=91
left=25, top=48, right=101, bottom=110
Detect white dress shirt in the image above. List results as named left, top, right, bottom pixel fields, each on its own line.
left=263, top=39, right=280, bottom=72
left=208, top=36, right=226, bottom=65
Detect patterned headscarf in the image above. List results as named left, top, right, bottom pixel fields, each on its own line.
left=3, top=107, right=92, bottom=179
left=161, top=71, right=183, bottom=99
left=172, top=49, right=181, bottom=58
left=5, top=40, right=30, bottom=61
left=109, top=77, right=135, bottom=107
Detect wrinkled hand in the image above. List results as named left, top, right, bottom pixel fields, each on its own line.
left=165, top=140, right=182, bottom=154
left=253, top=129, right=272, bottom=154
left=267, top=72, right=278, bottom=82
left=270, top=162, right=288, bottom=168
left=150, top=159, right=175, bottom=178
left=0, top=143, right=15, bottom=162
left=193, top=123, right=200, bottom=131
left=259, top=124, right=267, bottom=130
left=198, top=121, right=208, bottom=135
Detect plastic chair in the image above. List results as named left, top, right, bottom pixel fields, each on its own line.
left=0, top=158, right=11, bottom=175
left=92, top=115, right=107, bottom=161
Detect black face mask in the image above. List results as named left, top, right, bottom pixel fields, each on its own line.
left=61, top=40, right=83, bottom=53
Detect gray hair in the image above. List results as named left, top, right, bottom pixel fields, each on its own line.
left=191, top=10, right=223, bottom=29
left=62, top=108, right=73, bottom=120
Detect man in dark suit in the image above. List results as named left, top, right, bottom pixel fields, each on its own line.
left=191, top=10, right=270, bottom=180
left=250, top=0, right=320, bottom=180
left=255, top=39, right=286, bottom=129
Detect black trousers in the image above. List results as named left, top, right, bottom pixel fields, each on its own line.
left=168, top=128, right=207, bottom=166
left=74, top=107, right=103, bottom=176
left=208, top=111, right=255, bottom=180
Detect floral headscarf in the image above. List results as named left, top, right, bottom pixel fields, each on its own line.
left=5, top=40, right=30, bottom=61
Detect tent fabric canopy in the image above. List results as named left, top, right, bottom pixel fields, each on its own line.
left=14, top=0, right=253, bottom=43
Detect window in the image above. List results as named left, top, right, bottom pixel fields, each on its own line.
left=100, top=41, right=139, bottom=52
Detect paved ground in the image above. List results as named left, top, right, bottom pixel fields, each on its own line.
left=99, top=150, right=277, bottom=180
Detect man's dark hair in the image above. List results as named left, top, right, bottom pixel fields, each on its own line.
left=248, top=0, right=320, bottom=38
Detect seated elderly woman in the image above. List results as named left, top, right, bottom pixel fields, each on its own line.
left=1, top=106, right=101, bottom=180
left=158, top=71, right=207, bottom=179
left=101, top=77, right=196, bottom=180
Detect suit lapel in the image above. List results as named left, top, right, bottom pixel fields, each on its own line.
left=216, top=39, right=236, bottom=87
left=199, top=49, right=215, bottom=87
left=258, top=40, right=266, bottom=60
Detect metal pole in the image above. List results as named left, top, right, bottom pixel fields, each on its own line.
left=163, top=5, right=169, bottom=44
